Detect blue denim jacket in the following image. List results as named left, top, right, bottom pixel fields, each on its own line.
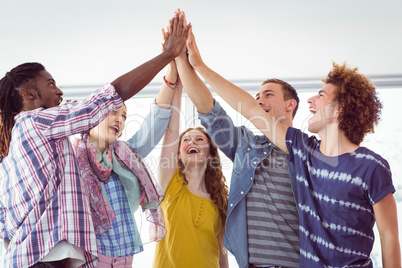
left=198, top=100, right=298, bottom=268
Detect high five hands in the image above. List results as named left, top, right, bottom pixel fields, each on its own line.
left=162, top=9, right=189, bottom=58
left=165, top=9, right=204, bottom=69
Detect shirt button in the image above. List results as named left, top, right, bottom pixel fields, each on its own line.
left=247, top=148, right=250, bottom=151
left=250, top=177, right=253, bottom=180
left=264, top=151, right=267, bottom=154
left=240, top=191, right=244, bottom=194
left=253, top=161, right=257, bottom=165
left=230, top=203, right=233, bottom=207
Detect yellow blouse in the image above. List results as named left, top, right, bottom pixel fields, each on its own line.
left=153, top=169, right=221, bottom=268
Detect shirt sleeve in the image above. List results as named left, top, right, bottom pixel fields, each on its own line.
left=0, top=200, right=6, bottom=239
left=33, top=83, right=123, bottom=139
left=126, top=100, right=172, bottom=157
left=367, top=160, right=395, bottom=205
left=286, top=127, right=320, bottom=161
left=286, top=127, right=299, bottom=162
left=198, top=100, right=244, bottom=161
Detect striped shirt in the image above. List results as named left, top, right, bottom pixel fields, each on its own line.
left=246, top=145, right=299, bottom=267
left=286, top=127, right=395, bottom=267
left=0, top=84, right=123, bottom=267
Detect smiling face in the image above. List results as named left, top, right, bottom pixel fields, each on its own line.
left=255, top=82, right=289, bottom=121
left=307, top=83, right=339, bottom=134
left=179, top=130, right=211, bottom=165
left=89, top=105, right=127, bottom=152
left=34, top=70, right=63, bottom=109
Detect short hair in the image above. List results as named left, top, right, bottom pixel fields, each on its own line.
left=261, top=78, right=299, bottom=118
left=322, top=62, right=382, bottom=145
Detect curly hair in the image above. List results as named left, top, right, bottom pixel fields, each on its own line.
left=322, top=62, right=382, bottom=145
left=177, top=127, right=229, bottom=247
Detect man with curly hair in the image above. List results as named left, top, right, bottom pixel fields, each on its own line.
left=184, top=26, right=400, bottom=268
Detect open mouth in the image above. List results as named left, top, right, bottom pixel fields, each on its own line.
left=187, top=147, right=200, bottom=154
left=57, top=97, right=63, bottom=105
left=309, top=107, right=317, bottom=114
left=109, top=125, right=119, bottom=135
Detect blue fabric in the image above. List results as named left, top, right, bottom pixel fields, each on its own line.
left=286, top=127, right=395, bottom=267
left=96, top=101, right=172, bottom=257
left=126, top=100, right=172, bottom=157
left=198, top=100, right=298, bottom=268
left=96, top=172, right=142, bottom=257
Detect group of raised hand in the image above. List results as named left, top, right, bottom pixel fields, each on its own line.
left=161, top=9, right=205, bottom=75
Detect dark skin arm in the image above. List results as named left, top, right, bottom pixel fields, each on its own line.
left=111, top=12, right=188, bottom=101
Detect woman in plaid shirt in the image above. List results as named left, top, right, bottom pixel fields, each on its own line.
left=73, top=61, right=180, bottom=267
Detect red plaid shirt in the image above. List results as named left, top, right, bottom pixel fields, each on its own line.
left=0, top=84, right=123, bottom=267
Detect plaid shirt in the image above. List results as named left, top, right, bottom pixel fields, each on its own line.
left=95, top=101, right=172, bottom=258
left=96, top=172, right=142, bottom=257
left=0, top=84, right=123, bottom=267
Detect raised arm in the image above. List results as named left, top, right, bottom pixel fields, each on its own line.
left=155, top=23, right=183, bottom=110
left=125, top=61, right=179, bottom=157
left=111, top=12, right=188, bottom=101
left=155, top=62, right=178, bottom=109
left=174, top=26, right=214, bottom=114
left=373, top=193, right=401, bottom=268
left=157, top=68, right=183, bottom=192
left=186, top=28, right=289, bottom=152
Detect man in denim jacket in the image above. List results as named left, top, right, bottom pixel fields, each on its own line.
left=176, top=50, right=300, bottom=267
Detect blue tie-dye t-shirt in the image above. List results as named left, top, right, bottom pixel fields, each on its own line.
left=286, top=127, right=395, bottom=268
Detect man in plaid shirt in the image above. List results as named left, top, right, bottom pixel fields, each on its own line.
left=0, top=13, right=188, bottom=268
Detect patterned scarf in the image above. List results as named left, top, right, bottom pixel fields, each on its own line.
left=73, top=134, right=166, bottom=242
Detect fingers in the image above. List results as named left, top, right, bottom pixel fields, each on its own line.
left=172, top=13, right=179, bottom=35
left=170, top=10, right=187, bottom=37
left=182, top=11, right=187, bottom=29
left=162, top=9, right=189, bottom=57
left=161, top=28, right=171, bottom=52
left=161, top=28, right=166, bottom=42
left=186, top=25, right=194, bottom=49
left=174, top=8, right=181, bottom=18
left=168, top=17, right=174, bottom=36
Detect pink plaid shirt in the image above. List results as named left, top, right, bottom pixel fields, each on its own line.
left=0, top=84, right=123, bottom=267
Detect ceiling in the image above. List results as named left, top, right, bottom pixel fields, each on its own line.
left=1, top=0, right=401, bottom=87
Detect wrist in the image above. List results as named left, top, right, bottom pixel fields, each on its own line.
left=163, top=75, right=180, bottom=92
left=175, top=56, right=187, bottom=63
left=193, top=61, right=207, bottom=72
left=161, top=50, right=176, bottom=62
left=166, top=66, right=178, bottom=80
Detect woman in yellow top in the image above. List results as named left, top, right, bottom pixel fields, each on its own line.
left=153, top=15, right=229, bottom=267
